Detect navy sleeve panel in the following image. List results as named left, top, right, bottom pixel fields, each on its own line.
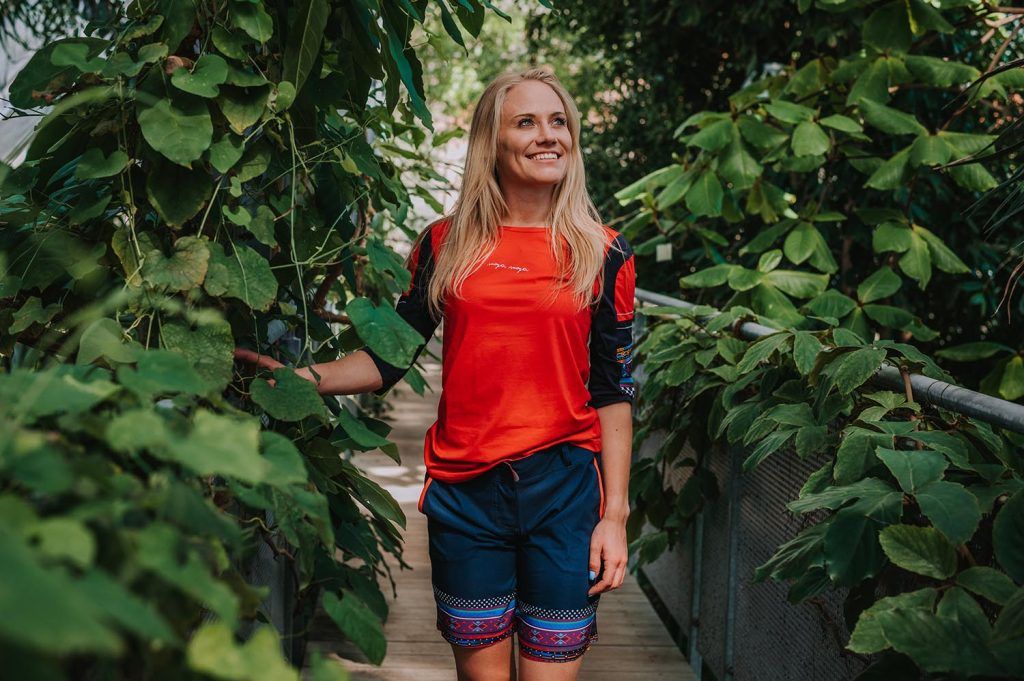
left=363, top=226, right=442, bottom=395
left=588, top=233, right=637, bottom=409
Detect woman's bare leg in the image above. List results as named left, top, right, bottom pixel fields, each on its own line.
left=517, top=654, right=585, bottom=681
left=451, top=637, right=515, bottom=681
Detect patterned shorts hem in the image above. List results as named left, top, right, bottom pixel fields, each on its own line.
left=518, top=634, right=598, bottom=663
left=439, top=626, right=515, bottom=649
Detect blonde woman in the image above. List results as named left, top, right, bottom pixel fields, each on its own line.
left=236, top=68, right=637, bottom=681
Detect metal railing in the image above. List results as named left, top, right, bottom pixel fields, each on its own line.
left=631, top=287, right=1024, bottom=681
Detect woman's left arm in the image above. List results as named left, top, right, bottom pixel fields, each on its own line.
left=587, top=400, right=632, bottom=596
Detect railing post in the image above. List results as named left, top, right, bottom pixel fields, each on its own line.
left=722, top=446, right=742, bottom=681
left=689, top=510, right=704, bottom=678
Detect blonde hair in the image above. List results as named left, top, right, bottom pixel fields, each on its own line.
left=422, top=67, right=610, bottom=319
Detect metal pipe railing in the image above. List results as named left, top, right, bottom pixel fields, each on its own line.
left=635, top=288, right=1024, bottom=435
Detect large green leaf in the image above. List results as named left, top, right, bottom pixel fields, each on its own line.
left=915, top=480, right=981, bottom=545
left=879, top=524, right=956, bottom=579
left=994, top=490, right=1024, bottom=583
left=171, top=54, right=229, bottom=98
left=187, top=622, right=297, bottom=681
left=77, top=318, right=139, bottom=365
left=146, top=157, right=214, bottom=227
left=217, top=85, right=271, bottom=134
left=322, top=590, right=386, bottom=665
left=0, top=532, right=121, bottom=655
left=791, top=121, right=830, bottom=156
left=684, top=170, right=724, bottom=217
left=824, top=510, right=886, bottom=586
left=848, top=588, right=937, bottom=653
left=957, top=567, right=1017, bottom=606
left=75, top=148, right=130, bottom=179
left=142, top=236, right=210, bottom=291
left=203, top=242, right=277, bottom=311
left=117, top=349, right=209, bottom=398
left=862, top=1, right=911, bottom=52
left=898, top=231, right=932, bottom=289
left=136, top=90, right=213, bottom=167
left=283, top=0, right=329, bottom=95
left=829, top=346, right=886, bottom=394
left=8, top=37, right=107, bottom=108
left=859, top=99, right=926, bottom=136
left=875, top=448, right=945, bottom=493
left=160, top=318, right=235, bottom=392
left=230, top=1, right=274, bottom=43
left=688, top=118, right=734, bottom=151
left=165, top=410, right=268, bottom=483
left=251, top=368, right=326, bottom=421
left=347, top=296, right=425, bottom=369
left=857, top=266, right=901, bottom=303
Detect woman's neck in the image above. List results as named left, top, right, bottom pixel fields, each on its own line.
left=500, top=182, right=554, bottom=226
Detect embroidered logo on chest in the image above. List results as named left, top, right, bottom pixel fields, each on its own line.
left=486, top=262, right=530, bottom=273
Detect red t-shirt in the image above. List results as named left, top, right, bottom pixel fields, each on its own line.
left=364, top=220, right=636, bottom=483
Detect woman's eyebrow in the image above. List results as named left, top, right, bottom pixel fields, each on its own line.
left=512, top=111, right=567, bottom=119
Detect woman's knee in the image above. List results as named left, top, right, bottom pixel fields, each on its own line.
left=451, top=637, right=515, bottom=681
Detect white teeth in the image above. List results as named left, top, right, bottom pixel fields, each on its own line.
left=529, top=153, right=559, bottom=160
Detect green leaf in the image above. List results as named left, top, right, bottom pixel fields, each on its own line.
left=187, top=622, right=297, bottom=681
left=872, top=221, right=913, bottom=253
left=762, top=270, right=828, bottom=298
left=117, top=349, right=208, bottom=397
left=251, top=368, right=326, bottom=421
left=75, top=148, right=130, bottom=179
left=958, top=567, right=1018, bottom=606
left=819, top=114, right=862, bottom=133
left=8, top=37, right=107, bottom=108
left=916, top=480, right=981, bottom=545
left=171, top=54, right=229, bottom=98
left=78, top=570, right=179, bottom=645
left=898, top=231, right=932, bottom=288
left=858, top=266, right=901, bottom=303
left=204, top=242, right=277, bottom=311
left=337, top=407, right=392, bottom=449
left=0, top=532, right=121, bottom=655
left=879, top=524, right=957, bottom=579
left=684, top=170, right=723, bottom=217
left=999, top=355, right=1024, bottom=401
left=737, top=115, right=788, bottom=148
left=824, top=510, right=885, bottom=586
left=136, top=91, right=213, bottom=167
left=718, top=135, right=762, bottom=190
left=77, top=318, right=139, bottom=365
left=831, top=346, right=886, bottom=394
left=0, top=366, right=119, bottom=420
left=915, top=225, right=968, bottom=274
left=247, top=205, right=278, bottom=246
left=283, top=0, right=329, bottom=95
left=688, top=118, right=734, bottom=151
left=9, top=297, right=60, bottom=333
left=166, top=410, right=269, bottom=483
left=260, top=432, right=309, bottom=486
left=231, top=1, right=274, bottom=42
left=217, top=84, right=271, bottom=135
left=146, top=156, right=214, bottom=227
left=347, top=296, right=426, bottom=369
left=160, top=318, right=235, bottom=392
left=142, top=236, right=210, bottom=291
left=863, top=1, right=911, bottom=52
left=322, top=591, right=386, bottom=665
left=865, top=147, right=912, bottom=190
left=848, top=588, right=937, bottom=654
left=764, top=100, right=816, bottom=124
left=935, top=342, right=1008, bottom=362
left=212, top=25, right=252, bottom=60
left=791, top=121, right=830, bottom=156
left=859, top=99, right=926, bottom=136
left=876, top=448, right=946, bottom=493
left=994, top=490, right=1024, bottom=583
left=909, top=134, right=952, bottom=167
left=863, top=304, right=914, bottom=329
left=792, top=331, right=823, bottom=375
left=736, top=333, right=790, bottom=373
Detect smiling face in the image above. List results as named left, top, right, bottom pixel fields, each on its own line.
left=495, top=80, right=572, bottom=194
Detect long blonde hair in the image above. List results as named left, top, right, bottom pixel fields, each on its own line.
left=422, top=68, right=609, bottom=319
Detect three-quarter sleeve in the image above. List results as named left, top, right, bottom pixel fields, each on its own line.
left=362, top=225, right=442, bottom=395
left=588, top=233, right=637, bottom=408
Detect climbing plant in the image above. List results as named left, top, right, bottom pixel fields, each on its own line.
left=620, top=0, right=1024, bottom=677
left=0, top=0, right=500, bottom=677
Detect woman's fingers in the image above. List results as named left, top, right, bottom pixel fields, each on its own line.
left=233, top=347, right=284, bottom=371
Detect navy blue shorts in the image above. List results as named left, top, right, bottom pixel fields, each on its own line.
left=417, top=442, right=606, bottom=662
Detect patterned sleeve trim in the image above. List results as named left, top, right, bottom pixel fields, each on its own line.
left=588, top=232, right=637, bottom=408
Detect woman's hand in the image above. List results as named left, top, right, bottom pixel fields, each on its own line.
left=587, top=517, right=628, bottom=596
left=234, top=348, right=287, bottom=385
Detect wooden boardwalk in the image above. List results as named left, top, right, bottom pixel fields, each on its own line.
left=305, top=352, right=695, bottom=680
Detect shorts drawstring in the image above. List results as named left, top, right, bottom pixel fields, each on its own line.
left=502, top=460, right=520, bottom=482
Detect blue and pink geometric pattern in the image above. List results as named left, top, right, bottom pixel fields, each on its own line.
left=434, top=586, right=517, bottom=647
left=515, top=599, right=599, bottom=663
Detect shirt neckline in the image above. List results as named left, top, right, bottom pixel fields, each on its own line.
left=500, top=225, right=551, bottom=231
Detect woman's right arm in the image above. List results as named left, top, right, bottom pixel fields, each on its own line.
left=234, top=347, right=385, bottom=396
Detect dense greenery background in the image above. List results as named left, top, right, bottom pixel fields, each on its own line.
left=3, top=0, right=1024, bottom=679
